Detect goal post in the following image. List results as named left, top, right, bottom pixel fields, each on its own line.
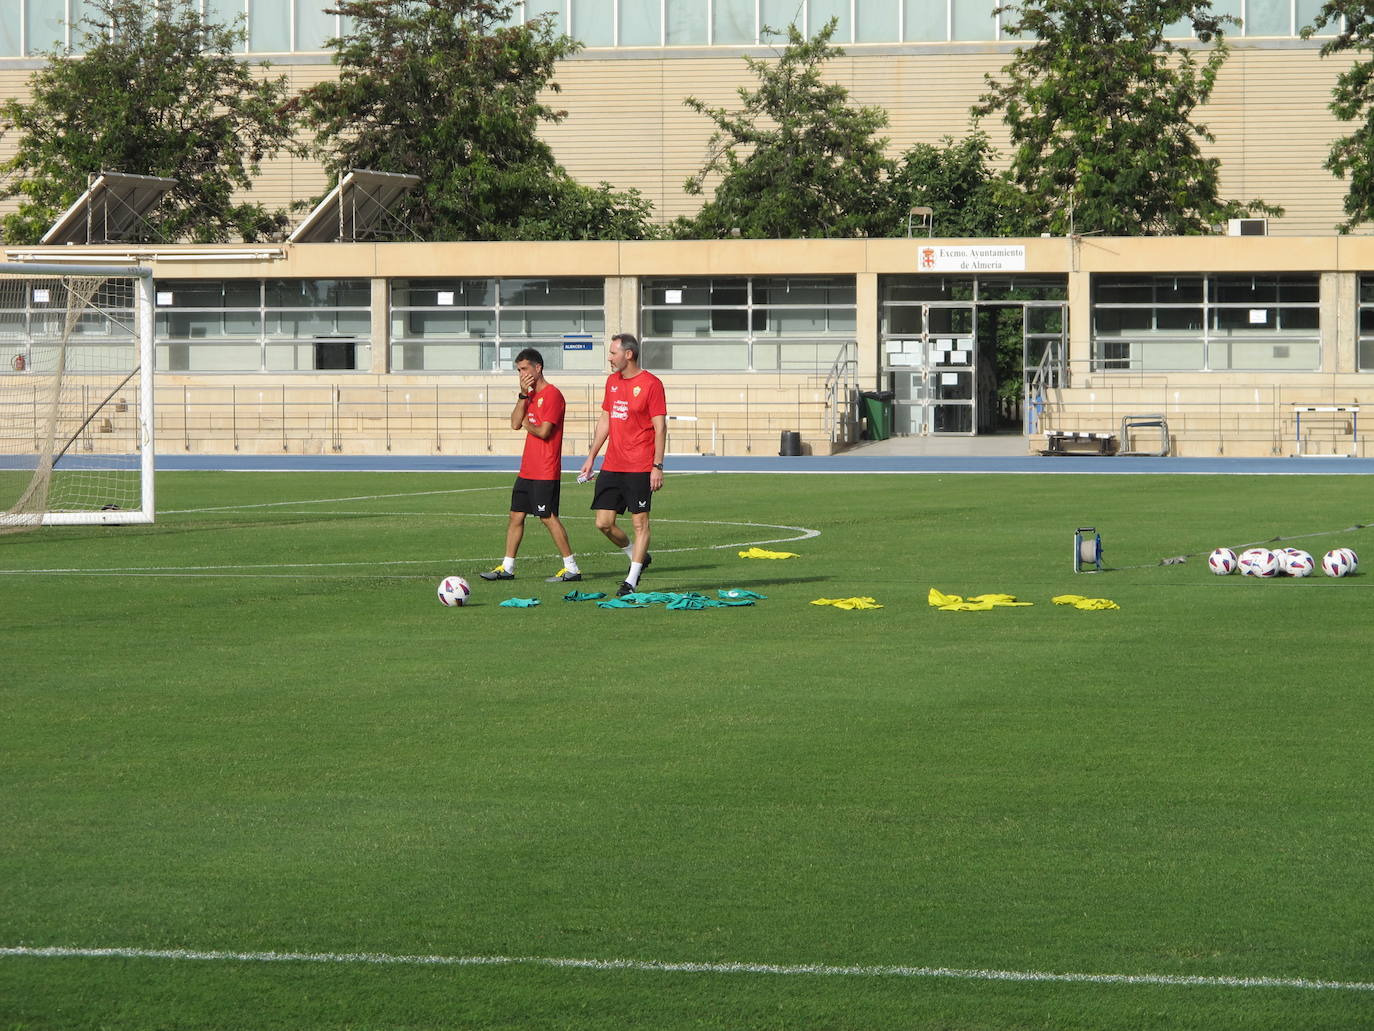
left=0, top=262, right=155, bottom=530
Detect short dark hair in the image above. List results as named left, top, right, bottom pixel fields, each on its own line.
left=612, top=333, right=639, bottom=361
left=514, top=347, right=544, bottom=368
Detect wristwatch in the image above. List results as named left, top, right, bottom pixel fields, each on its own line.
left=652, top=463, right=664, bottom=470
left=517, top=393, right=530, bottom=400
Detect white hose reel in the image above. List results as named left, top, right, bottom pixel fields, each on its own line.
left=1074, top=527, right=1102, bottom=573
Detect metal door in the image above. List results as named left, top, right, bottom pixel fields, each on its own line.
left=881, top=304, right=975, bottom=435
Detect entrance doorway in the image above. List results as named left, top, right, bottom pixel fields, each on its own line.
left=879, top=276, right=1067, bottom=437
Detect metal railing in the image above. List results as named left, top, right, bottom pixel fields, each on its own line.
left=821, top=341, right=860, bottom=446
left=1033, top=364, right=1370, bottom=456
left=156, top=380, right=840, bottom=456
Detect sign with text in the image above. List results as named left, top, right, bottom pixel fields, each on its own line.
left=918, top=245, right=1026, bottom=273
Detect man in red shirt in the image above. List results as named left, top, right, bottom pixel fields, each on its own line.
left=480, top=348, right=582, bottom=583
left=579, top=333, right=666, bottom=597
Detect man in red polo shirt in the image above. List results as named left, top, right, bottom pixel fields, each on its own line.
left=578, top=333, right=666, bottom=597
left=479, top=348, right=582, bottom=583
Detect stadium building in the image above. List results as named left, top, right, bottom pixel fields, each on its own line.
left=3, top=1, right=1373, bottom=457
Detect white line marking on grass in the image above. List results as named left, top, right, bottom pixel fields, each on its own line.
left=162, top=486, right=507, bottom=515
left=0, top=517, right=819, bottom=578
left=2, top=945, right=1370, bottom=993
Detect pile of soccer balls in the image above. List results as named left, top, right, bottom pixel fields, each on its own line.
left=1208, top=546, right=1359, bottom=578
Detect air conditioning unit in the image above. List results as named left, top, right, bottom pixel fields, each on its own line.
left=1227, top=217, right=1268, bottom=236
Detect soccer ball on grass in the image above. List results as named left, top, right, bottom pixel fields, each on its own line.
left=1279, top=549, right=1315, bottom=577
left=1322, top=550, right=1355, bottom=578
left=438, top=575, right=472, bottom=606
left=1238, top=547, right=1279, bottom=578
left=1207, top=547, right=1237, bottom=575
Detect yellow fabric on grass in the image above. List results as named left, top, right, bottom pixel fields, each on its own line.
left=811, top=596, right=883, bottom=610
left=1052, top=594, right=1120, bottom=611
left=739, top=547, right=800, bottom=559
left=928, top=588, right=1033, bottom=611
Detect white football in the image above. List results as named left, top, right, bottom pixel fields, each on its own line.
left=438, top=575, right=472, bottom=606
left=1238, top=548, right=1279, bottom=578
left=1208, top=547, right=1238, bottom=575
left=1282, top=549, right=1315, bottom=577
left=1339, top=547, right=1359, bottom=573
left=1322, top=550, right=1354, bottom=578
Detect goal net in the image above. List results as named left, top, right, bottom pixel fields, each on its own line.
left=0, top=263, right=155, bottom=531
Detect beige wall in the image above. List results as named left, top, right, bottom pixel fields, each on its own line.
left=0, top=41, right=1362, bottom=237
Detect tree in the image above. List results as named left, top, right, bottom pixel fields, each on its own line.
left=300, top=0, right=655, bottom=241
left=974, top=0, right=1280, bottom=235
left=1302, top=2, right=1374, bottom=231
left=674, top=20, right=896, bottom=239
left=0, top=0, right=296, bottom=244
left=889, top=132, right=1037, bottom=238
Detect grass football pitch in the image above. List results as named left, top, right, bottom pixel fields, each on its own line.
left=2, top=469, right=1372, bottom=1030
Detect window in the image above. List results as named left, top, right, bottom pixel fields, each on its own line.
left=713, top=0, right=754, bottom=43
left=389, top=277, right=605, bottom=373
left=573, top=0, right=614, bottom=44
left=1092, top=274, right=1320, bottom=371
left=667, top=1, right=706, bottom=44
left=808, top=0, right=852, bottom=40
left=640, top=276, right=856, bottom=372
left=155, top=279, right=371, bottom=372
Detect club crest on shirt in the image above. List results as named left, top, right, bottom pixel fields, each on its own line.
left=537, top=397, right=544, bottom=407
left=633, top=386, right=642, bottom=397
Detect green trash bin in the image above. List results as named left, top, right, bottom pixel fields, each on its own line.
left=860, top=390, right=894, bottom=441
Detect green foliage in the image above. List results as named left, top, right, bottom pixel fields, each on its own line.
left=301, top=0, right=657, bottom=241
left=0, top=0, right=296, bottom=244
left=674, top=21, right=897, bottom=239
left=890, top=132, right=1039, bottom=238
left=975, top=0, right=1281, bottom=235
left=1302, top=2, right=1374, bottom=232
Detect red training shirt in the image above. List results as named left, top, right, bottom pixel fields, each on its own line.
left=519, top=383, right=565, bottom=481
left=601, top=369, right=667, bottom=473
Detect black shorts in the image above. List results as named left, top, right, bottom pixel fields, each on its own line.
left=591, top=470, right=653, bottom=515
left=510, top=477, right=561, bottom=517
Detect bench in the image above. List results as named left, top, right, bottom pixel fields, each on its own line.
left=1041, top=430, right=1118, bottom=456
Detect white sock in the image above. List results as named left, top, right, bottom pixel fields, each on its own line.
left=562, top=555, right=580, bottom=574
left=622, top=544, right=634, bottom=558
left=626, top=561, right=644, bottom=586
left=502, top=556, right=516, bottom=573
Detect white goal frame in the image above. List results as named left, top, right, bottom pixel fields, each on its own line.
left=0, top=261, right=155, bottom=526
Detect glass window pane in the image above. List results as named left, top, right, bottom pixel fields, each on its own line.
left=573, top=0, right=613, bottom=44
left=856, top=0, right=899, bottom=41
left=951, top=0, right=995, bottom=40
left=647, top=308, right=713, bottom=336
left=205, top=0, right=246, bottom=39
left=1299, top=0, right=1339, bottom=36
left=26, top=0, right=66, bottom=53
left=667, top=0, right=706, bottom=43
left=266, top=279, right=369, bottom=307
left=713, top=0, right=754, bottom=42
left=644, top=281, right=713, bottom=306
left=295, top=0, right=336, bottom=49
left=499, top=278, right=603, bottom=306
left=0, top=6, right=18, bottom=55
left=654, top=341, right=748, bottom=371
left=760, top=0, right=802, bottom=38
left=249, top=1, right=290, bottom=51
left=620, top=0, right=659, bottom=44
left=809, top=0, right=851, bottom=41
left=526, top=0, right=565, bottom=33
left=1244, top=0, right=1290, bottom=35
left=904, top=0, right=946, bottom=40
